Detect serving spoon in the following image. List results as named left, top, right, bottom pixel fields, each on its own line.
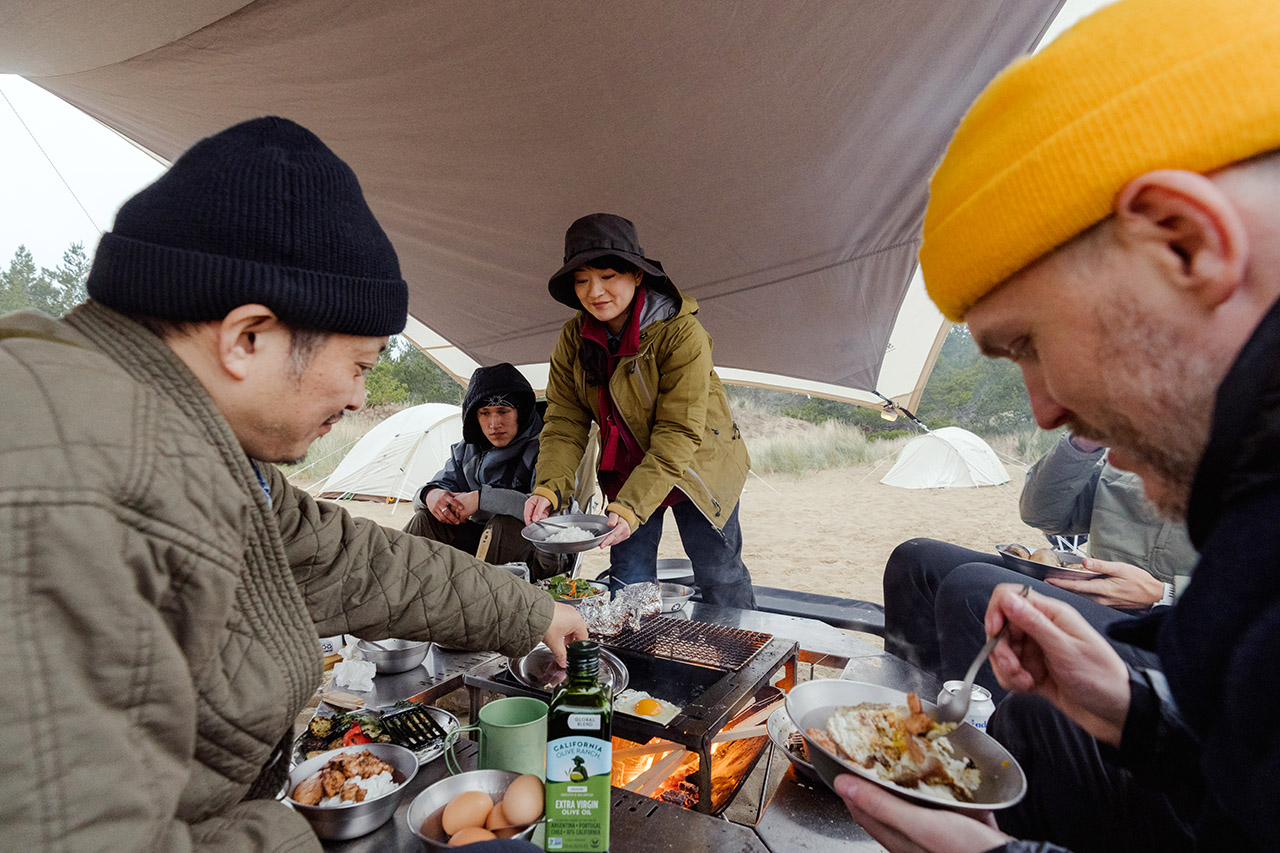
left=935, top=584, right=1030, bottom=724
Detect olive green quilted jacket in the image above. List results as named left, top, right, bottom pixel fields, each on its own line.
left=0, top=303, right=554, bottom=851
left=534, top=293, right=750, bottom=532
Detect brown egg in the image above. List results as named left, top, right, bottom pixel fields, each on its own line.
left=441, top=790, right=493, bottom=836
left=484, top=801, right=508, bottom=831
left=501, top=773, right=545, bottom=826
left=449, top=826, right=497, bottom=846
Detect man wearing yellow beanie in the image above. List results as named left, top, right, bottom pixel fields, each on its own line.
left=836, top=1, right=1280, bottom=852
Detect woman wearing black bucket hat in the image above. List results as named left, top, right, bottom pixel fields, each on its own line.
left=524, top=214, right=756, bottom=608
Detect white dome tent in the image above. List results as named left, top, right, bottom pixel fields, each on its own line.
left=311, top=403, right=463, bottom=504
left=881, top=426, right=1009, bottom=490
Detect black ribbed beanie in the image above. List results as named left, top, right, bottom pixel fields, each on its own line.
left=86, top=116, right=408, bottom=336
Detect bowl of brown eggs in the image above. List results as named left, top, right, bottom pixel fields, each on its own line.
left=406, top=769, right=543, bottom=848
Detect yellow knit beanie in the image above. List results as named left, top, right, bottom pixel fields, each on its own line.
left=921, top=0, right=1280, bottom=323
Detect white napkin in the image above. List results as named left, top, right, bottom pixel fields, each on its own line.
left=331, top=640, right=376, bottom=691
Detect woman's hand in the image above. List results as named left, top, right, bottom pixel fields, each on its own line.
left=834, top=774, right=1012, bottom=853
left=524, top=495, right=551, bottom=525
left=986, top=583, right=1131, bottom=746
left=426, top=488, right=466, bottom=524
left=1047, top=558, right=1164, bottom=608
left=599, top=512, right=632, bottom=547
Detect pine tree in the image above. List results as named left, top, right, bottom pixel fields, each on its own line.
left=0, top=245, right=40, bottom=314
left=41, top=242, right=91, bottom=316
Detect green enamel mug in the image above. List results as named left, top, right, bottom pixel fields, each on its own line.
left=445, top=696, right=548, bottom=779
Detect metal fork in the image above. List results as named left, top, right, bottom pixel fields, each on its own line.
left=935, top=584, right=1030, bottom=723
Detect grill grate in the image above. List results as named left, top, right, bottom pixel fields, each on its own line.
left=380, top=705, right=449, bottom=751
left=600, top=617, right=772, bottom=671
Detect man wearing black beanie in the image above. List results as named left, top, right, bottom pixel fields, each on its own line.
left=0, top=117, right=585, bottom=851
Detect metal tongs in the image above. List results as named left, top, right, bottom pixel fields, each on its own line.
left=935, top=584, right=1031, bottom=723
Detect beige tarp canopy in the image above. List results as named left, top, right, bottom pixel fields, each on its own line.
left=0, top=0, right=1065, bottom=411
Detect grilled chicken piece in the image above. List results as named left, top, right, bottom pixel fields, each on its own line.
left=292, top=773, right=325, bottom=806
left=319, top=766, right=347, bottom=797
left=334, top=750, right=392, bottom=779
left=339, top=780, right=367, bottom=802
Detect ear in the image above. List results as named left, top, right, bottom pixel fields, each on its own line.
left=1113, top=170, right=1248, bottom=309
left=215, top=304, right=286, bottom=380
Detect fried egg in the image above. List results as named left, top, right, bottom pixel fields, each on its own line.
left=613, top=689, right=681, bottom=725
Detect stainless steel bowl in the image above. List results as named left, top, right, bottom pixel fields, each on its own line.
left=287, top=742, right=419, bottom=840
left=659, top=582, right=694, bottom=612
left=785, top=679, right=1026, bottom=811
left=766, top=707, right=820, bottom=785
left=656, top=557, right=695, bottom=586
left=521, top=513, right=612, bottom=554
left=356, top=638, right=431, bottom=674
left=406, top=769, right=538, bottom=849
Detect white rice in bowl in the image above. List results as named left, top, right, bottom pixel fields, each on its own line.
left=318, top=770, right=398, bottom=807
left=543, top=526, right=596, bottom=543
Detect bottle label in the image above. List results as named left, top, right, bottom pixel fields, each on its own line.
left=546, top=734, right=611, bottom=851
left=567, top=713, right=597, bottom=730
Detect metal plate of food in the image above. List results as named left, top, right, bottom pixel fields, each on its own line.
left=995, top=544, right=1104, bottom=582
left=521, top=513, right=612, bottom=553
left=536, top=575, right=610, bottom=607
left=507, top=643, right=629, bottom=694
left=293, top=703, right=459, bottom=767
left=786, top=679, right=1026, bottom=811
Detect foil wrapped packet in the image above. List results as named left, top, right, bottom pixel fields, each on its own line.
left=581, top=581, right=662, bottom=636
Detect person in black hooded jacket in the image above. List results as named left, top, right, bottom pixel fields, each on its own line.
left=404, top=363, right=557, bottom=578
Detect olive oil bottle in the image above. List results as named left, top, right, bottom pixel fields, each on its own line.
left=545, top=640, right=611, bottom=852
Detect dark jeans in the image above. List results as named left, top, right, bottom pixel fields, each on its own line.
left=990, top=694, right=1195, bottom=853
left=883, top=538, right=1159, bottom=699
left=608, top=501, right=756, bottom=609
left=402, top=511, right=560, bottom=580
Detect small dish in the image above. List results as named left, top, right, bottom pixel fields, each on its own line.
left=659, top=582, right=694, bottom=612
left=995, top=545, right=1103, bottom=582
left=507, top=643, right=629, bottom=694
left=356, top=638, right=431, bottom=674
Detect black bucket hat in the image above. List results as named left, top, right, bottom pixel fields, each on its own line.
left=547, top=213, right=672, bottom=309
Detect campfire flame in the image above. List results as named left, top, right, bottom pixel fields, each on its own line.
left=610, top=721, right=771, bottom=812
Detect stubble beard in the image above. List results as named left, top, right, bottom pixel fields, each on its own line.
left=1070, top=297, right=1218, bottom=521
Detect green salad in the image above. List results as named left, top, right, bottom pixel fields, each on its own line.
left=538, top=575, right=602, bottom=600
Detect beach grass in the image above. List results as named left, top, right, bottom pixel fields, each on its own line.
left=746, top=420, right=906, bottom=476
left=279, top=403, right=1066, bottom=488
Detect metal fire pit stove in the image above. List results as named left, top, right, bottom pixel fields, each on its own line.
left=465, top=617, right=798, bottom=815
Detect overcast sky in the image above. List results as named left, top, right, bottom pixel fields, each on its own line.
left=0, top=0, right=1111, bottom=274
